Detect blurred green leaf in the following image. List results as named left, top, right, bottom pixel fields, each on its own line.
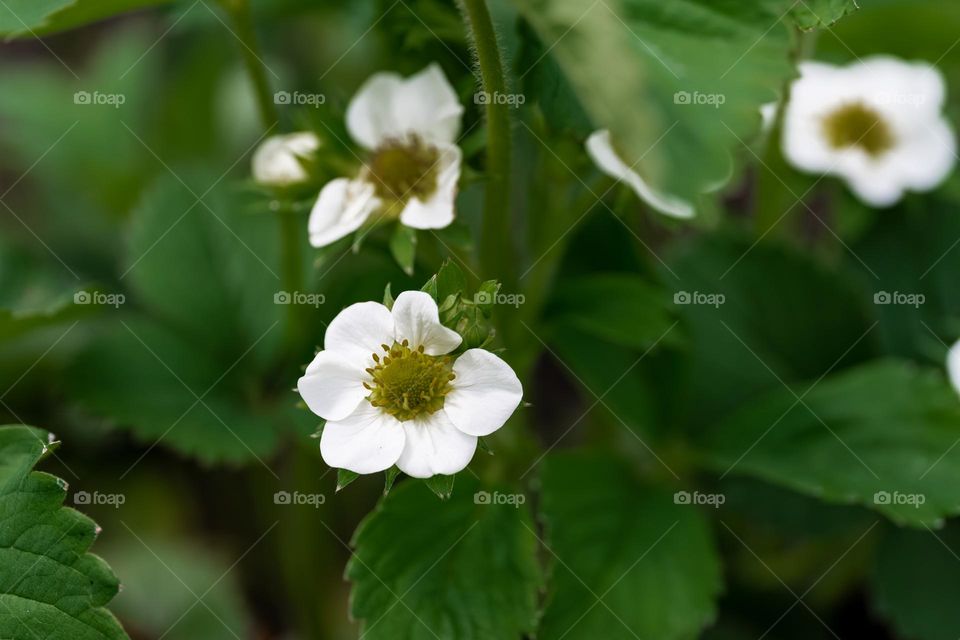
left=547, top=272, right=677, bottom=350
left=389, top=224, right=417, bottom=276
left=791, top=0, right=858, bottom=30
left=538, top=451, right=722, bottom=640
left=872, top=524, right=960, bottom=640
left=514, top=0, right=794, bottom=201
left=0, top=0, right=172, bottom=37
left=0, top=425, right=130, bottom=640
left=703, top=360, right=960, bottom=527
left=348, top=476, right=541, bottom=639
left=127, top=174, right=287, bottom=370
left=68, top=315, right=282, bottom=464
left=664, top=233, right=876, bottom=429
left=107, top=535, right=254, bottom=640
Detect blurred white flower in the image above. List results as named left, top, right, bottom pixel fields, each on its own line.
left=585, top=129, right=695, bottom=219
left=782, top=56, right=956, bottom=207
left=298, top=291, right=522, bottom=478
left=251, top=131, right=320, bottom=187
left=948, top=339, right=960, bottom=396
left=308, top=64, right=464, bottom=248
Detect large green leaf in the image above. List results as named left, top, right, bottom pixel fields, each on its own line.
left=702, top=360, right=960, bottom=527
left=514, top=0, right=794, bottom=201
left=664, top=233, right=876, bottom=429
left=872, top=524, right=960, bottom=640
left=0, top=425, right=130, bottom=640
left=538, top=452, right=722, bottom=640
left=348, top=476, right=542, bottom=639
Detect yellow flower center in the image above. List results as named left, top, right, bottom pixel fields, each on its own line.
left=822, top=102, right=895, bottom=157
left=365, top=136, right=440, bottom=215
left=365, top=340, right=455, bottom=422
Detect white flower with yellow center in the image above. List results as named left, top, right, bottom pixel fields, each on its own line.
left=308, top=64, right=464, bottom=248
left=251, top=131, right=320, bottom=187
left=782, top=56, right=956, bottom=207
left=585, top=129, right=696, bottom=219
left=298, top=291, right=522, bottom=478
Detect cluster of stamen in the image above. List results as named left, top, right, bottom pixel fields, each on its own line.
left=365, top=136, right=440, bottom=215
left=364, top=340, right=455, bottom=421
left=822, top=101, right=895, bottom=157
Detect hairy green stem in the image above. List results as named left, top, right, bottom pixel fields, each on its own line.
left=461, top=0, right=516, bottom=293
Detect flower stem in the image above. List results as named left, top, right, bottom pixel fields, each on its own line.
left=220, top=0, right=279, bottom=129
left=460, top=0, right=516, bottom=292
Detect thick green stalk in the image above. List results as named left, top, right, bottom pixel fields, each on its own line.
left=221, top=0, right=279, bottom=128
left=461, top=0, right=516, bottom=293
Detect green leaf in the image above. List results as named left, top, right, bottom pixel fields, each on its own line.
left=791, top=0, right=858, bottom=30
left=383, top=467, right=401, bottom=495
left=106, top=535, right=254, bottom=640
left=421, top=260, right=466, bottom=304
left=0, top=425, right=130, bottom=640
left=872, top=524, right=960, bottom=640
left=538, top=452, right=722, bottom=640
left=0, top=0, right=172, bottom=38
left=389, top=225, right=417, bottom=276
left=126, top=174, right=286, bottom=371
left=68, top=315, right=281, bottom=464
left=424, top=474, right=454, bottom=499
left=664, top=233, right=876, bottom=429
left=514, top=0, right=794, bottom=201
left=702, top=360, right=960, bottom=527
left=337, top=469, right=360, bottom=492
left=547, top=273, right=677, bottom=350
left=348, top=476, right=541, bottom=639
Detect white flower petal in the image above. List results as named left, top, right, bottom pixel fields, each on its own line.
left=395, top=410, right=477, bottom=478
left=297, top=351, right=367, bottom=421
left=399, top=144, right=461, bottom=229
left=320, top=402, right=405, bottom=474
left=391, top=290, right=462, bottom=355
left=585, top=130, right=695, bottom=219
left=251, top=132, right=320, bottom=186
left=346, top=64, right=463, bottom=150
left=948, top=339, right=960, bottom=396
left=308, top=177, right=379, bottom=248
left=444, top=349, right=522, bottom=437
left=324, top=300, right=395, bottom=364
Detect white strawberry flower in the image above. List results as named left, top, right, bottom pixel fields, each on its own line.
left=298, top=290, right=522, bottom=478
left=585, top=129, right=695, bottom=219
left=252, top=131, right=320, bottom=187
left=308, top=64, right=465, bottom=248
left=782, top=56, right=956, bottom=207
